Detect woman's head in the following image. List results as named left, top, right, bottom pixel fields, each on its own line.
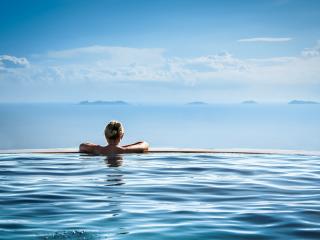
left=104, top=120, right=124, bottom=145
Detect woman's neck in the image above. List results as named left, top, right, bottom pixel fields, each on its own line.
left=108, top=143, right=118, bottom=146
left=106, top=136, right=122, bottom=146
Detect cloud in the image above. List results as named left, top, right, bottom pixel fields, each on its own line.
left=238, top=37, right=292, bottom=43
left=1, top=43, right=319, bottom=85
left=30, top=45, right=168, bottom=82
left=301, top=40, right=320, bottom=57
left=45, top=45, right=166, bottom=68
left=0, top=55, right=29, bottom=70
left=1, top=42, right=320, bottom=102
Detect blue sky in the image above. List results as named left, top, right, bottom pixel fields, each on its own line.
left=0, top=0, right=320, bottom=103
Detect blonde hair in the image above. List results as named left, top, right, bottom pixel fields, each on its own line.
left=104, top=120, right=124, bottom=140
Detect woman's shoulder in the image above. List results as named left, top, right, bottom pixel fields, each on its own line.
left=79, top=143, right=113, bottom=154
left=79, top=142, right=99, bottom=153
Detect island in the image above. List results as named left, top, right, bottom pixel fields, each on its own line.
left=242, top=100, right=258, bottom=104
left=79, top=100, right=129, bottom=105
left=288, top=100, right=319, bottom=105
left=186, top=101, right=208, bottom=105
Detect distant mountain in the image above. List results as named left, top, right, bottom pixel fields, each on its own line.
left=242, top=100, right=258, bottom=104
left=79, top=100, right=129, bottom=105
left=288, top=100, right=319, bottom=105
left=186, top=101, right=208, bottom=105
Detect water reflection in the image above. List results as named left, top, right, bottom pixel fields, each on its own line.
left=102, top=155, right=128, bottom=237
left=104, top=155, right=123, bottom=167
left=103, top=155, right=124, bottom=187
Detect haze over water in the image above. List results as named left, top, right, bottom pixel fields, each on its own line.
left=0, top=103, right=319, bottom=151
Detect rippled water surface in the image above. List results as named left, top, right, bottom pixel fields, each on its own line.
left=1, top=153, right=320, bottom=239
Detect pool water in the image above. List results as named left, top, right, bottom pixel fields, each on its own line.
left=0, top=153, right=320, bottom=239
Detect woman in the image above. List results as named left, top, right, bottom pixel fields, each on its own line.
left=79, top=120, right=149, bottom=155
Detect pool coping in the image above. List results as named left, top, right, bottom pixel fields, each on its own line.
left=0, top=148, right=319, bottom=156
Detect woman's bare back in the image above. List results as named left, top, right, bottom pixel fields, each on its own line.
left=79, top=141, right=149, bottom=155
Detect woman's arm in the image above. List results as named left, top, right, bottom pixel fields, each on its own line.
left=122, top=141, right=146, bottom=148
left=122, top=141, right=149, bottom=153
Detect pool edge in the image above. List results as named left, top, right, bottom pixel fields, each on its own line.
left=0, top=148, right=319, bottom=156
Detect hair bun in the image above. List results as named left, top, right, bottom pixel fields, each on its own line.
left=104, top=120, right=124, bottom=140
left=111, top=129, right=117, bottom=136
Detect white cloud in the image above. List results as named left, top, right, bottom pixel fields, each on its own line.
left=31, top=45, right=168, bottom=82
left=0, top=55, right=29, bottom=70
left=1, top=42, right=320, bottom=102
left=301, top=40, right=320, bottom=57
left=1, top=43, right=319, bottom=85
left=46, top=45, right=166, bottom=67
left=238, top=37, right=292, bottom=43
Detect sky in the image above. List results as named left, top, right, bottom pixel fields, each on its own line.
left=0, top=0, right=320, bottom=103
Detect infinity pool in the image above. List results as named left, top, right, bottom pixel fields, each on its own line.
left=0, top=153, right=320, bottom=239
